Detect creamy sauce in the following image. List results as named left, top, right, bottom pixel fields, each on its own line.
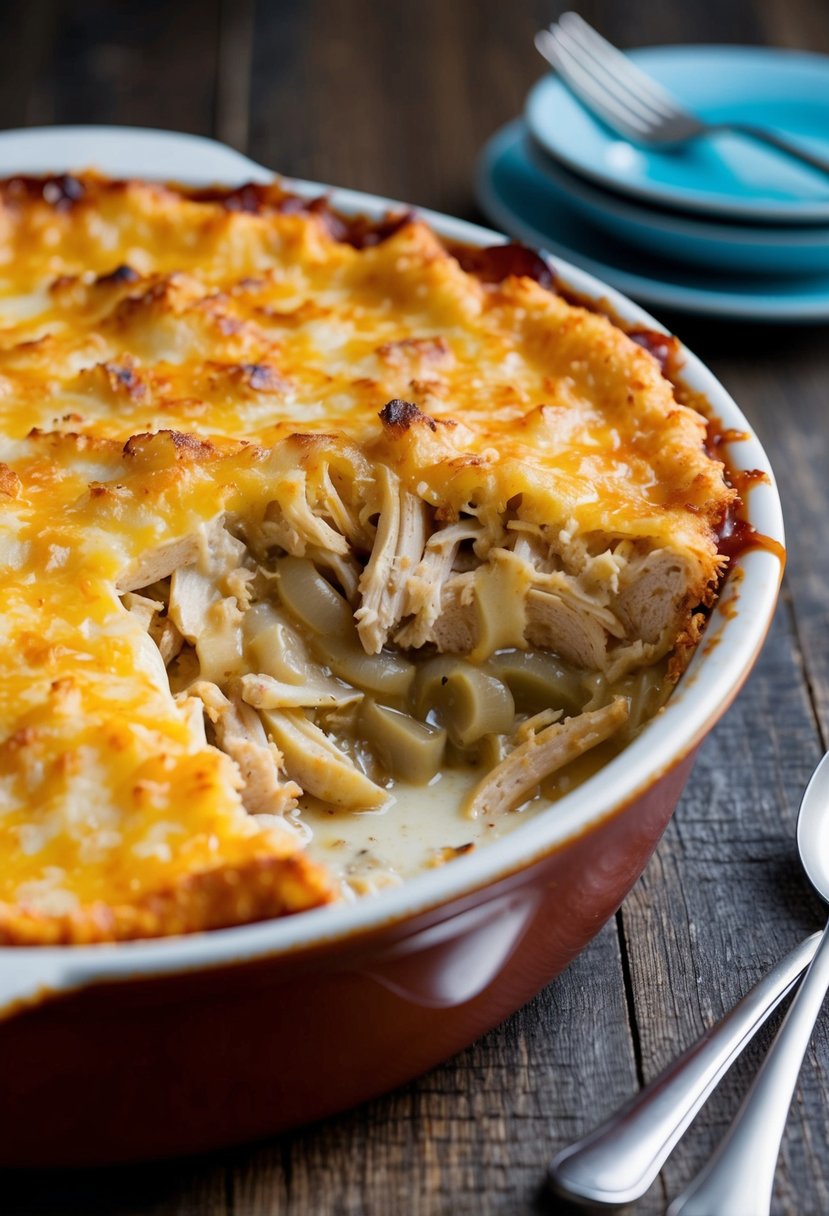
left=297, top=674, right=670, bottom=897
left=299, top=767, right=527, bottom=896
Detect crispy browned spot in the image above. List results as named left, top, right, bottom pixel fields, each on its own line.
left=96, top=264, right=141, bottom=286
left=101, top=359, right=146, bottom=400
left=379, top=398, right=437, bottom=432
left=0, top=463, right=21, bottom=498
left=449, top=242, right=555, bottom=289
left=123, top=429, right=215, bottom=461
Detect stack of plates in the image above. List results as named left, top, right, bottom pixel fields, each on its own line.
left=475, top=47, right=829, bottom=320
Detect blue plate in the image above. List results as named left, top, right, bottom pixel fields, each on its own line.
left=475, top=121, right=829, bottom=321
left=523, top=133, right=829, bottom=276
left=525, top=46, right=829, bottom=223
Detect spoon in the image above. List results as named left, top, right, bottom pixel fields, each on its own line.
left=669, top=751, right=829, bottom=1215
left=546, top=932, right=819, bottom=1206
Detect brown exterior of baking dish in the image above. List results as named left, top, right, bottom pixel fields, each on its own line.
left=0, top=753, right=693, bottom=1166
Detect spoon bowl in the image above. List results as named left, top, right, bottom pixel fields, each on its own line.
left=797, top=752, right=829, bottom=902
left=670, top=750, right=829, bottom=1216
left=547, top=756, right=829, bottom=1209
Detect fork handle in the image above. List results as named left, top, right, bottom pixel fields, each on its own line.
left=711, top=123, right=829, bottom=178
left=547, top=932, right=820, bottom=1207
left=669, top=919, right=829, bottom=1216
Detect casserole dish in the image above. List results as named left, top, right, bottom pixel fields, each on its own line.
left=0, top=126, right=784, bottom=1166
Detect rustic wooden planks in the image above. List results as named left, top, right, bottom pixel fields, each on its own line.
left=215, top=0, right=254, bottom=153
left=620, top=602, right=828, bottom=1214
left=223, top=922, right=637, bottom=1216
left=27, top=0, right=220, bottom=136
left=2, top=0, right=829, bottom=1213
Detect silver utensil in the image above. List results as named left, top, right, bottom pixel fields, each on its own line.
left=666, top=753, right=829, bottom=1211
left=668, top=752, right=829, bottom=1215
left=548, top=931, right=820, bottom=1207
left=535, top=12, right=829, bottom=178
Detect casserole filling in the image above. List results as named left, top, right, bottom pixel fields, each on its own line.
left=0, top=174, right=735, bottom=942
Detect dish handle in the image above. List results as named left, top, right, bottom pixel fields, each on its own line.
left=360, top=888, right=542, bottom=1008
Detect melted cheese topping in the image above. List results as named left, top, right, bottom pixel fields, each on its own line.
left=0, top=174, right=733, bottom=943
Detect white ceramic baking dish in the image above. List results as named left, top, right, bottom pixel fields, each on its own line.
left=0, top=126, right=784, bottom=1164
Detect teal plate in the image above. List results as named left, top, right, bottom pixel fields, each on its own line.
left=522, top=133, right=829, bottom=276
left=475, top=121, right=829, bottom=321
left=525, top=46, right=829, bottom=223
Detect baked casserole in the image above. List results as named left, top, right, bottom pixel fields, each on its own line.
left=0, top=173, right=735, bottom=944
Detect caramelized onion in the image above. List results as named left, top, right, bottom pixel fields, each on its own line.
left=413, top=658, right=515, bottom=748
left=487, top=649, right=585, bottom=716
left=275, top=556, right=354, bottom=636
left=243, top=602, right=312, bottom=685
left=359, top=699, right=446, bottom=784
left=320, top=636, right=415, bottom=698
left=260, top=708, right=386, bottom=809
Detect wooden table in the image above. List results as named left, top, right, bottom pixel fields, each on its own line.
left=3, top=1, right=829, bottom=1212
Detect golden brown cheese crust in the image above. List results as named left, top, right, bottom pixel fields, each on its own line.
left=0, top=852, right=333, bottom=946
left=0, top=173, right=734, bottom=943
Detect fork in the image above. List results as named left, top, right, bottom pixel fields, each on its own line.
left=535, top=12, right=829, bottom=179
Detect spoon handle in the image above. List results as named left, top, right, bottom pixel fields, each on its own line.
left=669, top=920, right=829, bottom=1216
left=548, top=932, right=820, bottom=1207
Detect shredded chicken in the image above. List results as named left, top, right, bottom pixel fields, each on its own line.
left=239, top=671, right=363, bottom=711
left=395, top=520, right=483, bottom=649
left=191, top=680, right=301, bottom=815
left=394, top=519, right=683, bottom=672
left=615, top=549, right=699, bottom=648
left=148, top=614, right=184, bottom=665
left=117, top=534, right=203, bottom=593
left=167, top=522, right=251, bottom=684
left=119, top=455, right=690, bottom=848
left=524, top=588, right=609, bottom=671
left=123, top=589, right=185, bottom=666
left=121, top=590, right=163, bottom=630
left=249, top=435, right=373, bottom=561
left=260, top=475, right=351, bottom=558
left=514, top=708, right=562, bottom=742
left=356, top=464, right=427, bottom=654
left=465, top=698, right=630, bottom=818
left=429, top=575, right=477, bottom=653
left=316, top=461, right=369, bottom=549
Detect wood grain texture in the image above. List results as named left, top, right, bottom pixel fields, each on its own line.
left=1, top=0, right=829, bottom=1212
left=227, top=922, right=636, bottom=1216
left=620, top=602, right=828, bottom=1213
left=28, top=0, right=220, bottom=135
left=215, top=0, right=254, bottom=151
